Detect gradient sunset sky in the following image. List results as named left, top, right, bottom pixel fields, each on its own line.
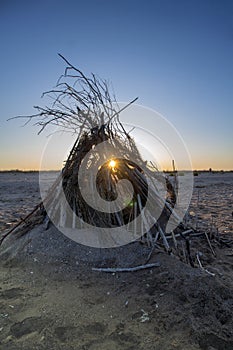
left=0, top=0, right=233, bottom=170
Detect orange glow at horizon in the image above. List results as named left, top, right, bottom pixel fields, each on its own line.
left=1, top=152, right=232, bottom=172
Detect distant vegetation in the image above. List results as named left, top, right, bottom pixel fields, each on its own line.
left=163, top=170, right=233, bottom=176
left=0, top=170, right=59, bottom=173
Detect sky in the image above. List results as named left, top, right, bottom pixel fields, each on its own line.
left=0, top=0, right=233, bottom=170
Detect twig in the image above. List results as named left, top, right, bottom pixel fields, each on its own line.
left=171, top=230, right=178, bottom=250
left=145, top=246, right=155, bottom=264
left=144, top=229, right=160, bottom=264
left=158, top=225, right=171, bottom=252
left=166, top=229, right=193, bottom=239
left=204, top=232, right=216, bottom=256
left=0, top=203, right=43, bottom=245
left=92, top=262, right=160, bottom=273
left=107, top=97, right=138, bottom=124
left=180, top=231, right=195, bottom=267
left=181, top=240, right=187, bottom=263
left=195, top=189, right=200, bottom=230
left=172, top=159, right=178, bottom=196
left=196, top=253, right=215, bottom=276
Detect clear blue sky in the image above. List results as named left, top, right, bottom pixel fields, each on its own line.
left=0, top=0, right=233, bottom=170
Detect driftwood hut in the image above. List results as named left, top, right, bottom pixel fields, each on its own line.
left=1, top=55, right=198, bottom=268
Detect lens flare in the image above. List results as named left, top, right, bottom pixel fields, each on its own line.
left=109, top=159, right=116, bottom=168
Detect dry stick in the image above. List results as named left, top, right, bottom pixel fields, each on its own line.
left=64, top=134, right=80, bottom=166
left=216, top=227, right=220, bottom=241
left=72, top=198, right=76, bottom=229
left=195, top=189, right=200, bottom=230
left=42, top=171, right=63, bottom=207
left=47, top=191, right=62, bottom=220
left=164, top=201, right=185, bottom=228
left=137, top=194, right=151, bottom=246
left=181, top=241, right=187, bottom=263
left=133, top=201, right=137, bottom=239
left=196, top=253, right=215, bottom=276
left=172, top=159, right=178, bottom=195
left=166, top=229, right=193, bottom=239
left=46, top=179, right=64, bottom=219
left=204, top=232, right=216, bottom=256
left=115, top=211, right=123, bottom=226
left=157, top=225, right=171, bottom=252
left=145, top=230, right=160, bottom=264
left=112, top=193, right=124, bottom=226
left=179, top=231, right=195, bottom=267
left=58, top=54, right=104, bottom=97
left=171, top=230, right=178, bottom=250
left=90, top=171, right=97, bottom=220
left=126, top=206, right=133, bottom=231
left=112, top=192, right=124, bottom=226
left=46, top=181, right=63, bottom=217
left=107, top=97, right=138, bottom=124
left=92, top=262, right=160, bottom=273
left=183, top=211, right=188, bottom=227
left=59, top=201, right=65, bottom=227
left=210, top=215, right=214, bottom=239
left=188, top=232, right=205, bottom=238
left=0, top=203, right=43, bottom=245
left=138, top=199, right=170, bottom=252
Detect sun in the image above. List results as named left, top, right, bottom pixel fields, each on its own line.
left=109, top=159, right=116, bottom=168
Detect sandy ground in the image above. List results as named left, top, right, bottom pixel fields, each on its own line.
left=0, top=171, right=233, bottom=350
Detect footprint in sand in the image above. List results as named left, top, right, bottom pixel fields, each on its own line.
left=10, top=316, right=48, bottom=339
left=0, top=287, right=23, bottom=300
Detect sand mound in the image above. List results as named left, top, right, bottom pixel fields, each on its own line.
left=0, top=223, right=154, bottom=270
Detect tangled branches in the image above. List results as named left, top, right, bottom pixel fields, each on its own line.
left=9, top=54, right=136, bottom=137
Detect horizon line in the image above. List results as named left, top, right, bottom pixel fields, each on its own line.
left=1, top=169, right=233, bottom=173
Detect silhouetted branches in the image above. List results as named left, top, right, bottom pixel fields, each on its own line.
left=8, top=54, right=127, bottom=135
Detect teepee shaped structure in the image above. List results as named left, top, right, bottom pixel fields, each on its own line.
left=2, top=55, right=194, bottom=263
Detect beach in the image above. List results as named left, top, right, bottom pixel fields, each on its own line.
left=0, top=171, right=233, bottom=349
